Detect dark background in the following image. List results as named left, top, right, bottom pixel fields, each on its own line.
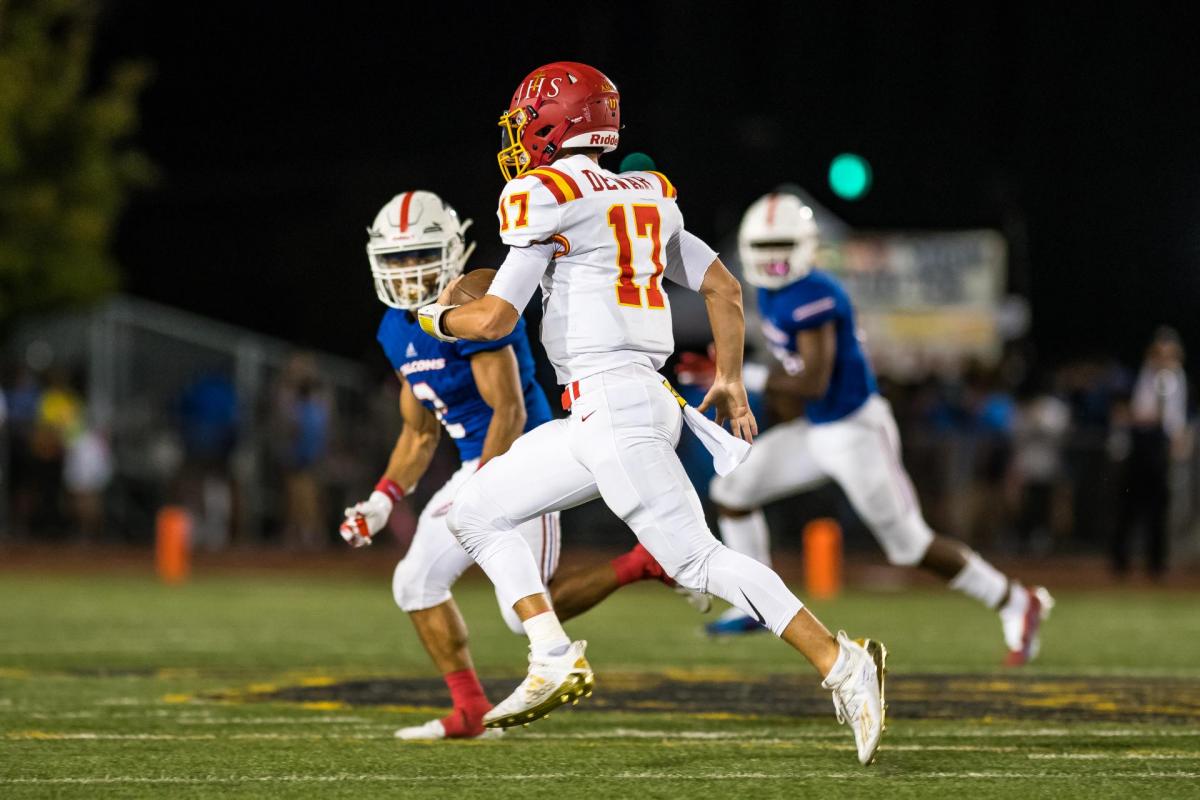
left=92, top=2, right=1200, bottom=368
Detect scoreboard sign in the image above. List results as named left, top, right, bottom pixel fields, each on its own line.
left=819, top=230, right=1007, bottom=378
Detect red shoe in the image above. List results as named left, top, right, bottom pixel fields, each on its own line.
left=394, top=705, right=502, bottom=740
left=613, top=544, right=711, bottom=612
left=1001, top=586, right=1055, bottom=666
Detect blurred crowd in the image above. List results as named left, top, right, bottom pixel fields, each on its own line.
left=872, top=326, right=1194, bottom=576
left=1, top=329, right=1195, bottom=575
left=0, top=352, right=355, bottom=551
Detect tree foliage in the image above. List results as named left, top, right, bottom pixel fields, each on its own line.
left=0, top=0, right=154, bottom=320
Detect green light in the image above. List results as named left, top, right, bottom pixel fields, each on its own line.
left=828, top=153, right=872, bottom=200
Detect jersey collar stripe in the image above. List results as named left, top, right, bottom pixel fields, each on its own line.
left=527, top=168, right=581, bottom=204
left=646, top=170, right=677, bottom=198
left=398, top=191, right=414, bottom=232
left=528, top=170, right=567, bottom=203
left=537, top=166, right=583, bottom=199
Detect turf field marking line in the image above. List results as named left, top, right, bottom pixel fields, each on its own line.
left=6, top=732, right=389, bottom=741
left=1028, top=753, right=1200, bottom=760
left=520, top=727, right=1200, bottom=740
left=4, top=772, right=1200, bottom=785
left=176, top=715, right=370, bottom=725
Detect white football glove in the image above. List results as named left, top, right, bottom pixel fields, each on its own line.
left=339, top=490, right=394, bottom=548
left=417, top=303, right=460, bottom=342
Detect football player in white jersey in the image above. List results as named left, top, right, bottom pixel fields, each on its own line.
left=708, top=192, right=1053, bottom=666
left=416, top=62, right=887, bottom=765
left=343, top=190, right=711, bottom=741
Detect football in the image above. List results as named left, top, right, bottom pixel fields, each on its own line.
left=449, top=268, right=497, bottom=304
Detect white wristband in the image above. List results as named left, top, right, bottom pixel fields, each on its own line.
left=417, top=303, right=460, bottom=342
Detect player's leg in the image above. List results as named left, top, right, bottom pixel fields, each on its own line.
left=810, top=395, right=1052, bottom=665
left=549, top=542, right=711, bottom=621
left=494, top=511, right=562, bottom=634
left=707, top=419, right=828, bottom=633
left=446, top=419, right=602, bottom=727
left=572, top=367, right=884, bottom=762
left=391, top=465, right=497, bottom=740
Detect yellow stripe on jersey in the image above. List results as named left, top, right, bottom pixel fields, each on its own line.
left=646, top=170, right=677, bottom=198
left=527, top=168, right=583, bottom=203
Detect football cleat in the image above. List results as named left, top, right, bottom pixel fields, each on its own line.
left=394, top=718, right=504, bottom=741
left=1001, top=585, right=1054, bottom=666
left=482, top=640, right=594, bottom=729
left=705, top=609, right=767, bottom=636
left=821, top=631, right=887, bottom=766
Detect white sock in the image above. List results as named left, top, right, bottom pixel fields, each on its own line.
left=703, top=544, right=804, bottom=637
left=522, top=611, right=571, bottom=659
left=948, top=552, right=1009, bottom=609
left=821, top=636, right=852, bottom=685
left=999, top=583, right=1028, bottom=617
left=717, top=511, right=773, bottom=566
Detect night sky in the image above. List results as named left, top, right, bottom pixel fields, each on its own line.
left=92, top=2, right=1200, bottom=369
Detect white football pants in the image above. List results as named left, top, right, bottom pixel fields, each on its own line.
left=392, top=459, right=560, bottom=634
left=709, top=394, right=934, bottom=566
left=447, top=363, right=804, bottom=637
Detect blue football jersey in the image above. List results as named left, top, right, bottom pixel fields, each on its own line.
left=376, top=310, right=553, bottom=462
left=758, top=269, right=878, bottom=424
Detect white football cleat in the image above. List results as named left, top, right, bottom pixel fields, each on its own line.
left=394, top=719, right=503, bottom=741
left=1001, top=584, right=1054, bottom=666
left=675, top=585, right=713, bottom=614
left=482, top=640, right=594, bottom=729
left=821, top=631, right=887, bottom=765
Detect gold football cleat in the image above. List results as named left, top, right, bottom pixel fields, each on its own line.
left=483, top=642, right=595, bottom=729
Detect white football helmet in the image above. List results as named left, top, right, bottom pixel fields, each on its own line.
left=738, top=192, right=819, bottom=289
left=366, top=191, right=476, bottom=309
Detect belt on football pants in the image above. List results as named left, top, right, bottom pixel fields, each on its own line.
left=560, top=381, right=581, bottom=411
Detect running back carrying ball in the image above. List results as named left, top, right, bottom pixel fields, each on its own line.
left=449, top=268, right=497, bottom=304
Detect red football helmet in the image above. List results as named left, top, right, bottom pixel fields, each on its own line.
left=497, top=61, right=620, bottom=181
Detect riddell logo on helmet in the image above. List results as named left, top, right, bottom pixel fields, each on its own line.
left=590, top=133, right=618, bottom=146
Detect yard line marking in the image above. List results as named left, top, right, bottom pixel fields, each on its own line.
left=2, top=772, right=1200, bottom=785
left=177, top=715, right=371, bottom=725
left=816, top=743, right=1022, bottom=753
left=520, top=727, right=1200, bottom=741
left=12, top=730, right=1200, bottom=756
left=7, top=724, right=1199, bottom=741
left=6, top=732, right=387, bottom=741
left=1028, top=753, right=1200, bottom=761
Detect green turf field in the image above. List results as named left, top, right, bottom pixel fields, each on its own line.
left=1, top=572, right=1198, bottom=798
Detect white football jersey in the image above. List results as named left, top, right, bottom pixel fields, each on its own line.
left=491, top=154, right=714, bottom=383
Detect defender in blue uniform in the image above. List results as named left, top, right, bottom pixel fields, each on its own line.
left=340, top=191, right=701, bottom=741
left=757, top=269, right=877, bottom=425
left=707, top=192, right=1052, bottom=667
left=376, top=308, right=551, bottom=462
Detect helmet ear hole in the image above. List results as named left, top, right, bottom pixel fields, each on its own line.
left=534, top=125, right=553, bottom=137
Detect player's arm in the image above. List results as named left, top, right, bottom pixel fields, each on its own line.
left=383, top=374, right=442, bottom=488
left=469, top=346, right=528, bottom=467
left=420, top=180, right=558, bottom=343
left=440, top=295, right=519, bottom=341
left=695, top=257, right=759, bottom=443
left=339, top=374, right=441, bottom=548
left=768, top=323, right=837, bottom=398
left=420, top=243, right=552, bottom=342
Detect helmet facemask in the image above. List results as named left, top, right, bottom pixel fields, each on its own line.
left=737, top=194, right=820, bottom=289
left=498, top=106, right=537, bottom=181
left=367, top=221, right=476, bottom=310
left=498, top=103, right=568, bottom=181
left=739, top=237, right=817, bottom=289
